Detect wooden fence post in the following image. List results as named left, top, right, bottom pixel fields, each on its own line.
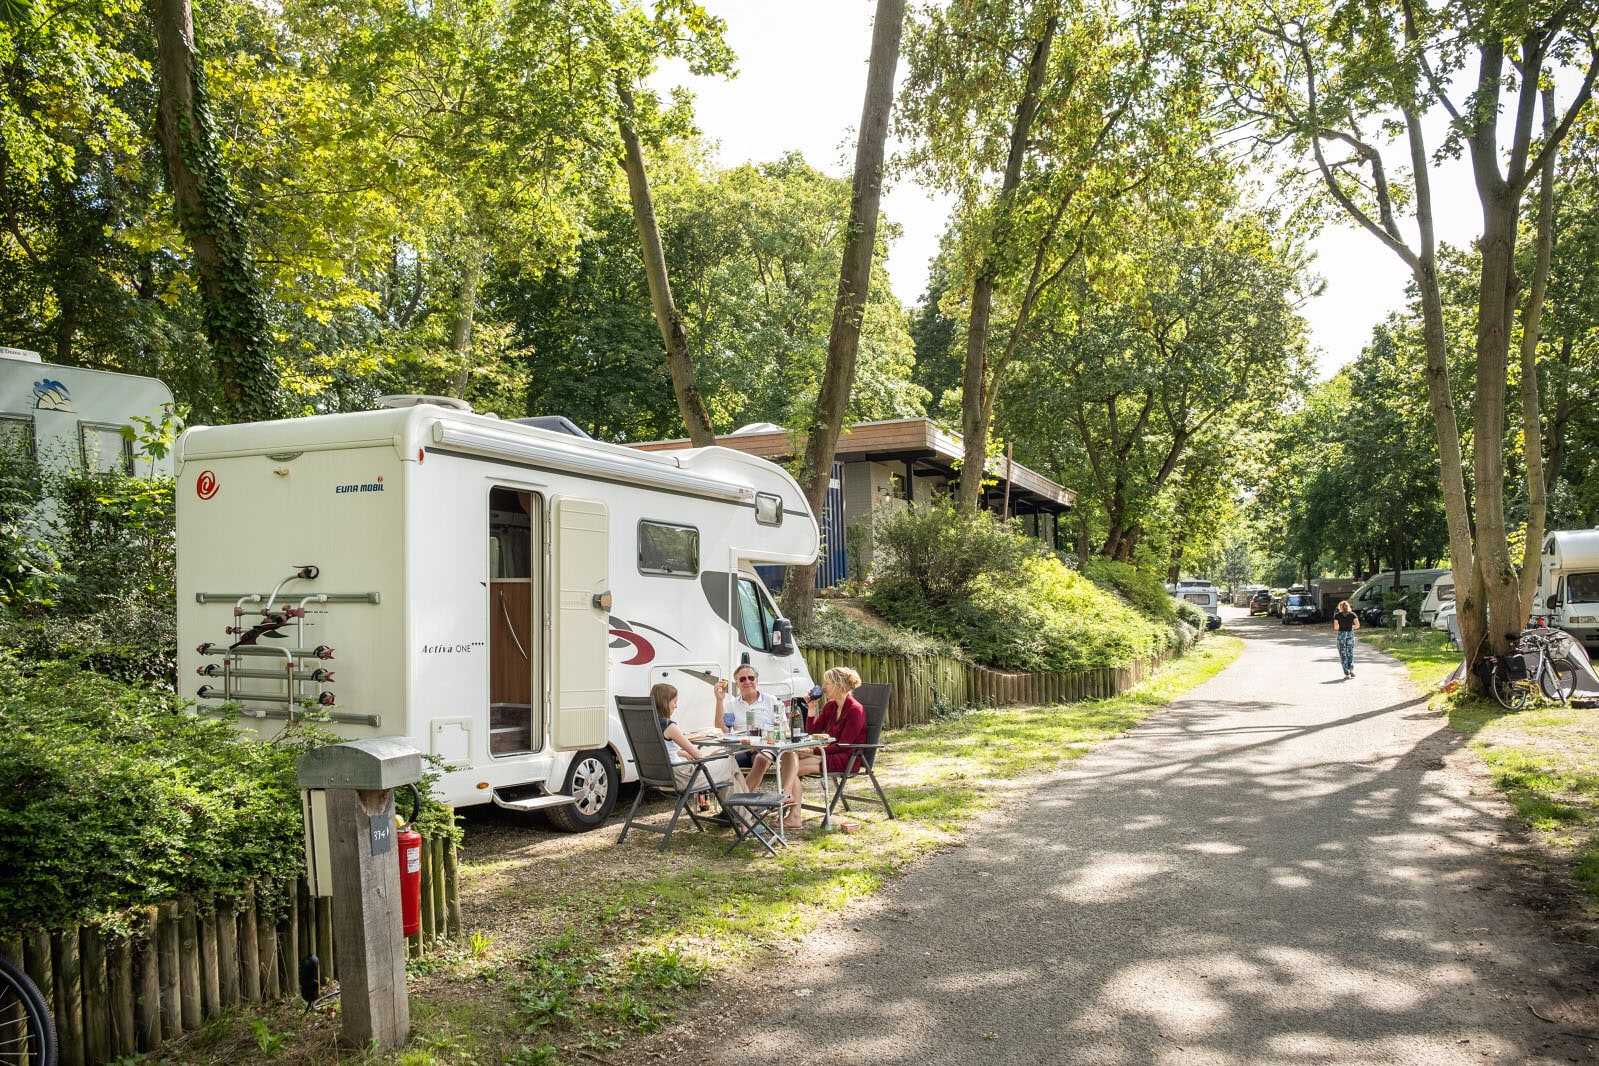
left=106, top=932, right=136, bottom=1059
left=80, top=925, right=109, bottom=1066
left=238, top=884, right=261, bottom=1004
left=133, top=908, right=160, bottom=1051
left=215, top=899, right=239, bottom=1009
left=53, top=926, right=84, bottom=1066
left=177, top=901, right=201, bottom=1031
left=155, top=902, right=180, bottom=1040
left=198, top=896, right=220, bottom=1018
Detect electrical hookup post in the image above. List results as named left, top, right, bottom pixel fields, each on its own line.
left=297, top=739, right=422, bottom=1051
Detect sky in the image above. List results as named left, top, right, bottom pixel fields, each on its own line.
left=654, top=1, right=1486, bottom=380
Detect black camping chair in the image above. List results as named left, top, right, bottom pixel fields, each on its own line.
left=826, top=682, right=896, bottom=820
left=616, top=696, right=734, bottom=851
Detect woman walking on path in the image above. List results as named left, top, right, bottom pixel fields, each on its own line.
left=1332, top=600, right=1360, bottom=679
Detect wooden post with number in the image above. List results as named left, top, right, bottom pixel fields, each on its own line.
left=296, top=740, right=421, bottom=1052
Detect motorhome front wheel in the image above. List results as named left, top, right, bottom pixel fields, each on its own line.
left=545, top=749, right=619, bottom=833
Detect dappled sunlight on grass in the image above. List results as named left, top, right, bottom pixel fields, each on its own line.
left=395, top=636, right=1247, bottom=1065
left=1438, top=689, right=1599, bottom=905
left=1359, top=629, right=1460, bottom=694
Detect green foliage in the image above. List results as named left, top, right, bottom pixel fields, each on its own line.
left=869, top=499, right=1043, bottom=608
left=0, top=655, right=311, bottom=935
left=802, top=602, right=964, bottom=660
left=1173, top=599, right=1208, bottom=633
left=1082, top=557, right=1177, bottom=622
left=867, top=502, right=1175, bottom=672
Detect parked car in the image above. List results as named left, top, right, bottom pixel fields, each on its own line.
left=1280, top=593, right=1319, bottom=625
left=1268, top=588, right=1288, bottom=617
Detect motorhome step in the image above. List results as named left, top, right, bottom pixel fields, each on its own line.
left=490, top=790, right=577, bottom=813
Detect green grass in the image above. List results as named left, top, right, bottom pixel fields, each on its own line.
left=1357, top=627, right=1462, bottom=692
left=1363, top=626, right=1599, bottom=909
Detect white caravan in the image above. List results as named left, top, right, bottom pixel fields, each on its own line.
left=174, top=399, right=819, bottom=829
left=1533, top=529, right=1599, bottom=654
left=0, top=347, right=175, bottom=476
left=1349, top=569, right=1449, bottom=613
left=1419, top=572, right=1455, bottom=625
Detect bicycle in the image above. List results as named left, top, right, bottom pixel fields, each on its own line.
left=1486, top=629, right=1578, bottom=710
left=0, top=955, right=57, bottom=1066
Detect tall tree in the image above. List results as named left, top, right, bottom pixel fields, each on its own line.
left=783, top=0, right=906, bottom=629
left=152, top=0, right=277, bottom=422
left=899, top=0, right=1218, bottom=511
left=1216, top=0, right=1599, bottom=675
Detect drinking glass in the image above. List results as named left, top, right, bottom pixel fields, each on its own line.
left=722, top=708, right=736, bottom=732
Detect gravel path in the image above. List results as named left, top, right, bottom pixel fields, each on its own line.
left=625, top=611, right=1599, bottom=1065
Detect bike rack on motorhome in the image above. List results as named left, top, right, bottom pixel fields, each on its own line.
left=175, top=399, right=820, bottom=830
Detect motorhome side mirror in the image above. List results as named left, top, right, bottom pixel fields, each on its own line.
left=772, top=619, right=795, bottom=656
left=1547, top=595, right=1559, bottom=609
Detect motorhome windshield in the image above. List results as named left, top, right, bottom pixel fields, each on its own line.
left=1568, top=573, right=1599, bottom=602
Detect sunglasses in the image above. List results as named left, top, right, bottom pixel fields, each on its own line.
left=735, top=675, right=757, bottom=683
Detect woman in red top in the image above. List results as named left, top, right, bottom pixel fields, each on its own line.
left=779, top=666, right=866, bottom=829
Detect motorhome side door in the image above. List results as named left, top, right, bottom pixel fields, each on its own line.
left=551, top=496, right=609, bottom=750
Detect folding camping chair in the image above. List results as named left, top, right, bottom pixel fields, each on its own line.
left=826, top=682, right=896, bottom=820
left=615, top=696, right=735, bottom=850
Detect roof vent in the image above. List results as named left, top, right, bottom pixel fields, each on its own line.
left=375, top=394, right=473, bottom=412
left=507, top=415, right=592, bottom=439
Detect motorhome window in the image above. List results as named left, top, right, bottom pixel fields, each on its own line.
left=736, top=576, right=777, bottom=652
left=638, top=521, right=699, bottom=577
left=78, top=421, right=132, bottom=475
left=0, top=415, right=33, bottom=458
left=1182, top=593, right=1211, bottom=605
left=1568, top=573, right=1599, bottom=602
left=489, top=489, right=532, bottom=580
left=755, top=492, right=783, bottom=526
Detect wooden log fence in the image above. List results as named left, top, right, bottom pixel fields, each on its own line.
left=0, top=834, right=461, bottom=1066
left=803, top=646, right=1177, bottom=726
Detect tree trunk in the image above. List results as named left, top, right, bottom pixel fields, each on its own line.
left=152, top=0, right=276, bottom=423
left=616, top=81, right=715, bottom=447
left=446, top=245, right=483, bottom=399
left=1516, top=88, right=1557, bottom=616
left=783, top=0, right=906, bottom=629
left=956, top=14, right=1057, bottom=511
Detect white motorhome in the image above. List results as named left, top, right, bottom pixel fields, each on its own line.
left=1349, top=569, right=1449, bottom=616
left=0, top=347, right=175, bottom=476
left=174, top=399, right=819, bottom=830
left=1533, top=529, right=1599, bottom=653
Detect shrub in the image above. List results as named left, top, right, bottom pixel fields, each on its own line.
left=1173, top=600, right=1208, bottom=632
left=0, top=654, right=458, bottom=937
left=870, top=499, right=1044, bottom=608
left=1082, top=557, right=1177, bottom=622
left=802, top=602, right=964, bottom=659
left=871, top=546, right=1173, bottom=673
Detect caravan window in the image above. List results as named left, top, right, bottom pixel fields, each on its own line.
left=735, top=576, right=778, bottom=652
left=755, top=492, right=783, bottom=526
left=78, top=421, right=132, bottom=475
left=638, top=520, right=699, bottom=577
left=0, top=415, right=33, bottom=458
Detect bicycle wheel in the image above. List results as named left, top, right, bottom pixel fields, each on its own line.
left=0, top=956, right=57, bottom=1066
left=1490, top=665, right=1529, bottom=710
left=1542, top=657, right=1578, bottom=703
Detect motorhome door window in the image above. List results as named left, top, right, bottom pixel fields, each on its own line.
left=637, top=520, right=699, bottom=577
left=735, top=576, right=778, bottom=652
left=78, top=421, right=132, bottom=475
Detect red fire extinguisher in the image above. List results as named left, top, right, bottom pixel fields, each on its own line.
left=397, top=785, right=423, bottom=938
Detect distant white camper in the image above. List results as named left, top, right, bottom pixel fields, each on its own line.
left=174, top=399, right=819, bottom=830
left=0, top=347, right=175, bottom=476
left=1533, top=529, right=1599, bottom=653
